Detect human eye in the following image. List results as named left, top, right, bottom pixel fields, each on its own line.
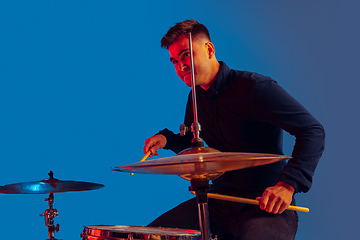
left=182, top=52, right=189, bottom=60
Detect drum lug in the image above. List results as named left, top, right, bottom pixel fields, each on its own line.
left=128, top=233, right=133, bottom=240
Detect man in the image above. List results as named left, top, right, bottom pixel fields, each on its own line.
left=143, top=20, right=325, bottom=240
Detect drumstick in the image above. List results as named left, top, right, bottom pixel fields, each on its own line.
left=140, top=150, right=152, bottom=162
left=130, top=150, right=152, bottom=176
left=191, top=192, right=309, bottom=212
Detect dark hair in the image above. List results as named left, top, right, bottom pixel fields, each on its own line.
left=161, top=20, right=211, bottom=49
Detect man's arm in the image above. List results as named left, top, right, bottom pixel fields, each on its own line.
left=253, top=77, right=325, bottom=213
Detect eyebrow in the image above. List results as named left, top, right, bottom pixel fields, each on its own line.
left=170, top=48, right=189, bottom=62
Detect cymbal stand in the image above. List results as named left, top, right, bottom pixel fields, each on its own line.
left=184, top=31, right=210, bottom=240
left=189, top=179, right=211, bottom=240
left=40, top=172, right=60, bottom=240
left=180, top=32, right=212, bottom=240
left=40, top=192, right=60, bottom=240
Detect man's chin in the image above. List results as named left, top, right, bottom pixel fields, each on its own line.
left=184, top=75, right=193, bottom=87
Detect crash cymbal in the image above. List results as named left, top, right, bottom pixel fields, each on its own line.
left=112, top=147, right=290, bottom=181
left=0, top=171, right=104, bottom=194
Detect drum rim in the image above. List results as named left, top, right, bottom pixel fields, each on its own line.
left=82, top=225, right=202, bottom=239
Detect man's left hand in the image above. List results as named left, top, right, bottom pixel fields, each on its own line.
left=256, top=181, right=295, bottom=214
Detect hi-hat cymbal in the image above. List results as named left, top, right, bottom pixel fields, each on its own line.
left=0, top=171, right=104, bottom=194
left=112, top=147, right=290, bottom=181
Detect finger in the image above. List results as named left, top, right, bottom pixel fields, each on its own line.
left=265, top=196, right=276, bottom=213
left=144, top=139, right=158, bottom=155
left=271, top=199, right=283, bottom=214
left=150, top=141, right=163, bottom=155
left=278, top=201, right=289, bottom=214
left=143, top=139, right=152, bottom=154
left=150, top=148, right=159, bottom=156
left=259, top=193, right=269, bottom=210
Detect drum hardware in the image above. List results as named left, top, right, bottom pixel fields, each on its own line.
left=0, top=170, right=104, bottom=194
left=113, top=149, right=291, bottom=240
left=40, top=192, right=60, bottom=240
left=0, top=170, right=104, bottom=240
left=112, top=150, right=289, bottom=181
left=189, top=180, right=212, bottom=240
left=185, top=32, right=204, bottom=149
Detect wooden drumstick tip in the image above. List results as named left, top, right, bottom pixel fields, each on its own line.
left=140, top=150, right=151, bottom=162
left=130, top=151, right=152, bottom=176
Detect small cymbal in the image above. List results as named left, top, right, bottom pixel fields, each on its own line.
left=0, top=171, right=104, bottom=194
left=113, top=147, right=290, bottom=181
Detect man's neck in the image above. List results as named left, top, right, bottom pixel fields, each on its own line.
left=200, top=61, right=221, bottom=91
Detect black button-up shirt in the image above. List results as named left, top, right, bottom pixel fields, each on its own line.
left=160, top=62, right=325, bottom=195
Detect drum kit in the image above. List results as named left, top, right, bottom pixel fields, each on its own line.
left=0, top=32, right=309, bottom=240
left=0, top=151, right=293, bottom=240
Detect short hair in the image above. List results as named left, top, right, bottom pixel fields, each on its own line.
left=161, top=20, right=211, bottom=49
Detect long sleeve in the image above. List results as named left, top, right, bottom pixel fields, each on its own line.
left=158, top=128, right=193, bottom=154
left=158, top=92, right=195, bottom=154
left=253, top=78, right=325, bottom=193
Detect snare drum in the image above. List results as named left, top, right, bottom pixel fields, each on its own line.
left=81, top=225, right=202, bottom=240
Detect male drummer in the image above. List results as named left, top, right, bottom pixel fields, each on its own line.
left=143, top=20, right=325, bottom=240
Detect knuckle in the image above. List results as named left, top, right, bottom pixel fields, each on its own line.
left=263, top=188, right=271, bottom=194
left=269, top=192, right=277, bottom=200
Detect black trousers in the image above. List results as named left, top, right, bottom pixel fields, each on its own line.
left=148, top=198, right=298, bottom=240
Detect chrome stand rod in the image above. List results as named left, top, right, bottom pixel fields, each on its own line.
left=198, top=202, right=211, bottom=240
left=188, top=32, right=204, bottom=147
left=190, top=180, right=211, bottom=240
left=189, top=32, right=199, bottom=125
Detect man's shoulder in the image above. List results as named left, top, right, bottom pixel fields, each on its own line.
left=226, top=68, right=274, bottom=89
left=216, top=62, right=277, bottom=93
left=229, top=67, right=272, bottom=83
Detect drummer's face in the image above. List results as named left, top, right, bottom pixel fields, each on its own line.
left=169, top=33, right=211, bottom=87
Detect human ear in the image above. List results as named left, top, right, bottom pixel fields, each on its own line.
left=206, top=42, right=215, bottom=59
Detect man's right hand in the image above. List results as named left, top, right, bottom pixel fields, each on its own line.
left=143, top=134, right=167, bottom=157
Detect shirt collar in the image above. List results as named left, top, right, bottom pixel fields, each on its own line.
left=198, top=61, right=231, bottom=97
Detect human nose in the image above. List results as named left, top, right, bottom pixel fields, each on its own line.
left=179, top=61, right=189, bottom=72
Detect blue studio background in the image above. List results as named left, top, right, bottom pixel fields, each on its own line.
left=1, top=1, right=359, bottom=239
